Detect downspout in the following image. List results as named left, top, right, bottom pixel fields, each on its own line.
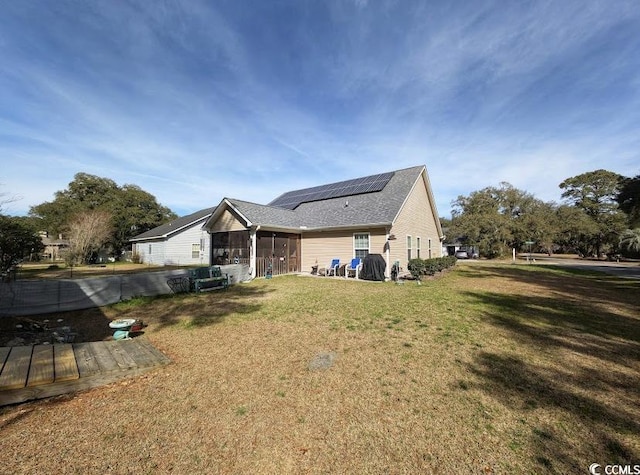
left=385, top=228, right=391, bottom=280
left=250, top=225, right=260, bottom=279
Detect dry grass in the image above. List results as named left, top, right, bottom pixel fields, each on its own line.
left=1, top=263, right=639, bottom=474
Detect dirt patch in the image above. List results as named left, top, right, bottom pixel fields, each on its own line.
left=307, top=351, right=337, bottom=371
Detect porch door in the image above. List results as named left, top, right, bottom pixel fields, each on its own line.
left=255, top=231, right=300, bottom=276
left=288, top=235, right=300, bottom=273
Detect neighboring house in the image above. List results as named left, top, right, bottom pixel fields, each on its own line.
left=130, top=207, right=215, bottom=266
left=40, top=232, right=69, bottom=261
left=441, top=228, right=479, bottom=258
left=203, top=165, right=444, bottom=279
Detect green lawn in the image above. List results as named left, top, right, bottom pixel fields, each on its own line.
left=2, top=263, right=639, bottom=474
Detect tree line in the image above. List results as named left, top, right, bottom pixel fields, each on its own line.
left=443, top=169, right=640, bottom=259
left=2, top=168, right=639, bottom=277
left=1, top=173, right=176, bottom=275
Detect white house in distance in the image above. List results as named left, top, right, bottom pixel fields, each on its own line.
left=130, top=207, right=215, bottom=266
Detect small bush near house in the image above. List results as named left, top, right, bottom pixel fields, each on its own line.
left=408, top=256, right=457, bottom=279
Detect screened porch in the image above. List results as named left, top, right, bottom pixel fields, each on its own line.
left=210, top=230, right=300, bottom=278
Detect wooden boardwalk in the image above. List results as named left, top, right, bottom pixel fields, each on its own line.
left=0, top=338, right=170, bottom=406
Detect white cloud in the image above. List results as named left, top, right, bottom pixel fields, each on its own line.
left=1, top=0, right=639, bottom=220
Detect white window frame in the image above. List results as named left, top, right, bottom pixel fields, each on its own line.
left=353, top=232, right=370, bottom=259
left=428, top=238, right=432, bottom=258
left=407, top=235, right=412, bottom=262
left=416, top=237, right=421, bottom=259
left=191, top=243, right=201, bottom=259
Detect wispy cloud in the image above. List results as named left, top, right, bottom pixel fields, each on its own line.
left=0, top=0, right=638, bottom=218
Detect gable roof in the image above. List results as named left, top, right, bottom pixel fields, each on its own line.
left=205, top=165, right=443, bottom=236
left=130, top=207, right=215, bottom=242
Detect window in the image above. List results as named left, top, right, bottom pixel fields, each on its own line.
left=407, top=236, right=412, bottom=262
left=354, top=233, right=370, bottom=259
left=416, top=237, right=421, bottom=259
left=148, top=244, right=152, bottom=255
left=428, top=238, right=432, bottom=258
left=192, top=243, right=201, bottom=259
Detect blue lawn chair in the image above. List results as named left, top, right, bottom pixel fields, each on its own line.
left=326, top=258, right=340, bottom=277
left=345, top=258, right=362, bottom=279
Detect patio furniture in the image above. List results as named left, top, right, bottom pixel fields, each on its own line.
left=189, top=266, right=229, bottom=292
left=345, top=258, right=362, bottom=279
left=325, top=259, right=340, bottom=277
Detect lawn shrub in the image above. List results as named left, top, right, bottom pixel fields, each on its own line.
left=407, top=256, right=457, bottom=279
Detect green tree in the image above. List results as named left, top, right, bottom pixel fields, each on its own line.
left=108, top=184, right=176, bottom=255
left=450, top=182, right=555, bottom=258
left=0, top=215, right=44, bottom=276
left=30, top=173, right=177, bottom=257
left=619, top=228, right=640, bottom=257
left=559, top=170, right=626, bottom=257
left=450, top=185, right=511, bottom=258
left=553, top=205, right=598, bottom=256
left=617, top=174, right=640, bottom=227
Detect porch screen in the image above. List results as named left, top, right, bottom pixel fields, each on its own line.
left=211, top=231, right=249, bottom=265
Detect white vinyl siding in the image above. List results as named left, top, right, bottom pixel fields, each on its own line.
left=136, top=219, right=210, bottom=266
left=389, top=171, right=442, bottom=268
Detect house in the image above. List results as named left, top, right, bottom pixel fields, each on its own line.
left=203, top=165, right=444, bottom=279
left=39, top=232, right=69, bottom=261
left=130, top=207, right=215, bottom=266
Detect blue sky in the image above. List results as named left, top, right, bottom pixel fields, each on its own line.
left=1, top=0, right=639, bottom=219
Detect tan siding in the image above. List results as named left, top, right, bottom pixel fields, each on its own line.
left=390, top=172, right=442, bottom=268
left=209, top=209, right=247, bottom=233
left=301, top=228, right=387, bottom=273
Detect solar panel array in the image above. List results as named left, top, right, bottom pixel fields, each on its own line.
left=269, top=171, right=395, bottom=210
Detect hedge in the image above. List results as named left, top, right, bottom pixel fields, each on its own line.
left=407, top=256, right=457, bottom=279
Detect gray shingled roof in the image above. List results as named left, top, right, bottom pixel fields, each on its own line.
left=130, top=207, right=216, bottom=241
left=221, top=166, right=425, bottom=230
left=226, top=198, right=301, bottom=228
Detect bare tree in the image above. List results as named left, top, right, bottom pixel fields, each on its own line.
left=65, top=210, right=113, bottom=265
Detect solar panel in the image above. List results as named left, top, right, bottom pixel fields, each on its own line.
left=269, top=171, right=395, bottom=210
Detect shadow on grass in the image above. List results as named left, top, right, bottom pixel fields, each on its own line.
left=0, top=306, right=114, bottom=346
left=113, top=284, right=272, bottom=332
left=459, top=264, right=639, bottom=309
left=458, top=266, right=640, bottom=471
left=469, top=352, right=639, bottom=471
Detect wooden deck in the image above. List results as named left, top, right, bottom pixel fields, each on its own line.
left=0, top=338, right=170, bottom=406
